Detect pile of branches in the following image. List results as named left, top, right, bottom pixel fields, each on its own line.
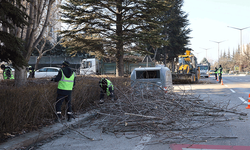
left=93, top=83, right=246, bottom=143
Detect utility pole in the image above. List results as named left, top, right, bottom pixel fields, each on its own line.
left=227, top=26, right=250, bottom=72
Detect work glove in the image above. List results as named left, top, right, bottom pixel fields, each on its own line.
left=51, top=78, right=55, bottom=81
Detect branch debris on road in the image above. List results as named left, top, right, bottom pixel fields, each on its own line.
left=91, top=84, right=247, bottom=144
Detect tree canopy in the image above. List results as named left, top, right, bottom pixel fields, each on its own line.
left=149, top=0, right=191, bottom=65
left=60, top=0, right=174, bottom=76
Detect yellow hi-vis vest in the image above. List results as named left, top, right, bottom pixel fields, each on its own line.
left=218, top=67, right=222, bottom=74
left=100, top=79, right=113, bottom=96
left=58, top=70, right=75, bottom=90
left=3, top=68, right=14, bottom=79
left=106, top=79, right=114, bottom=96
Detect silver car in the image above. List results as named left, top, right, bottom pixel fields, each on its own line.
left=35, top=67, right=60, bottom=78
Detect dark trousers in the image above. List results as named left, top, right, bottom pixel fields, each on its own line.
left=215, top=73, right=217, bottom=80
left=100, top=87, right=114, bottom=100
left=219, top=74, right=222, bottom=83
left=29, top=72, right=35, bottom=78
left=56, top=93, right=72, bottom=113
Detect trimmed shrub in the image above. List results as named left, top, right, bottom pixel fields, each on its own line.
left=0, top=75, right=130, bottom=143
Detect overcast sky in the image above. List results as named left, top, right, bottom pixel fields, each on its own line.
left=182, top=0, right=250, bottom=64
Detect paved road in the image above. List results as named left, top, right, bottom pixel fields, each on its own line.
left=2, top=75, right=250, bottom=150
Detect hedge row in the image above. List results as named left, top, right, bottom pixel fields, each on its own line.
left=0, top=76, right=130, bottom=143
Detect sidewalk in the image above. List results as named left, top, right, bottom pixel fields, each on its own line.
left=0, top=112, right=98, bottom=150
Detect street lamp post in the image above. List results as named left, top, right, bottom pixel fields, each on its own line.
left=201, top=48, right=211, bottom=60
left=210, top=40, right=226, bottom=65
left=227, top=26, right=250, bottom=73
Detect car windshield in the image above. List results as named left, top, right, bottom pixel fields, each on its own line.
left=81, top=61, right=92, bottom=69
left=179, top=57, right=189, bottom=65
left=199, top=66, right=208, bottom=70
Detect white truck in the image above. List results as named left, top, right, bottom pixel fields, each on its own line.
left=197, top=64, right=210, bottom=78
left=80, top=58, right=100, bottom=75
left=79, top=58, right=155, bottom=75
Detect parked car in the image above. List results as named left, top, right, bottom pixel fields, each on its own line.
left=8, top=67, right=30, bottom=78
left=209, top=70, right=216, bottom=75
left=35, top=67, right=60, bottom=78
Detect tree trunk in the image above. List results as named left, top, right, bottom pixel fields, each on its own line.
left=172, top=57, right=175, bottom=72
left=116, top=48, right=124, bottom=77
left=115, top=0, right=124, bottom=77
left=35, top=56, right=42, bottom=70
left=14, top=67, right=27, bottom=86
left=163, top=46, right=167, bottom=67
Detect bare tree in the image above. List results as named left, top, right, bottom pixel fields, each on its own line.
left=14, top=0, right=59, bottom=86
left=34, top=37, right=62, bottom=70
left=242, top=44, right=250, bottom=72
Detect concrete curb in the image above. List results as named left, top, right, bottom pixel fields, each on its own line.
left=0, top=112, right=98, bottom=150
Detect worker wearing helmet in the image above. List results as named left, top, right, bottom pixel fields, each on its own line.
left=218, top=65, right=223, bottom=83
left=1, top=64, right=14, bottom=80
left=28, top=66, right=35, bottom=78
left=99, top=78, right=114, bottom=104
left=51, top=61, right=76, bottom=122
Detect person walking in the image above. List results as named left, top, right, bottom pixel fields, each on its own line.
left=51, top=61, right=76, bottom=122
left=214, top=67, right=218, bottom=80
left=1, top=64, right=14, bottom=80
left=99, top=78, right=114, bottom=104
left=218, top=65, right=223, bottom=83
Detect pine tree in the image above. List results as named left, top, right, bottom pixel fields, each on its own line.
left=223, top=50, right=226, bottom=58
left=60, top=0, right=172, bottom=76
left=228, top=49, right=231, bottom=59
left=160, top=0, right=191, bottom=64
left=0, top=0, right=28, bottom=68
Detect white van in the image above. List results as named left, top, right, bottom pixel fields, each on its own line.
left=197, top=64, right=209, bottom=78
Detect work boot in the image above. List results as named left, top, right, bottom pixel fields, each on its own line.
left=54, top=114, right=62, bottom=123
left=99, top=99, right=104, bottom=104
left=67, top=114, right=72, bottom=122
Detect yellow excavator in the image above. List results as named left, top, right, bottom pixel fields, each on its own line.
left=172, top=50, right=200, bottom=83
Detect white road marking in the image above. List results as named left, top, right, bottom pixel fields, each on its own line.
left=230, top=89, right=235, bottom=93
left=225, top=85, right=228, bottom=87
left=133, top=134, right=152, bottom=150
left=239, top=97, right=248, bottom=104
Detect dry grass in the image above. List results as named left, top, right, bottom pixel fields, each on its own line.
left=0, top=75, right=130, bottom=143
